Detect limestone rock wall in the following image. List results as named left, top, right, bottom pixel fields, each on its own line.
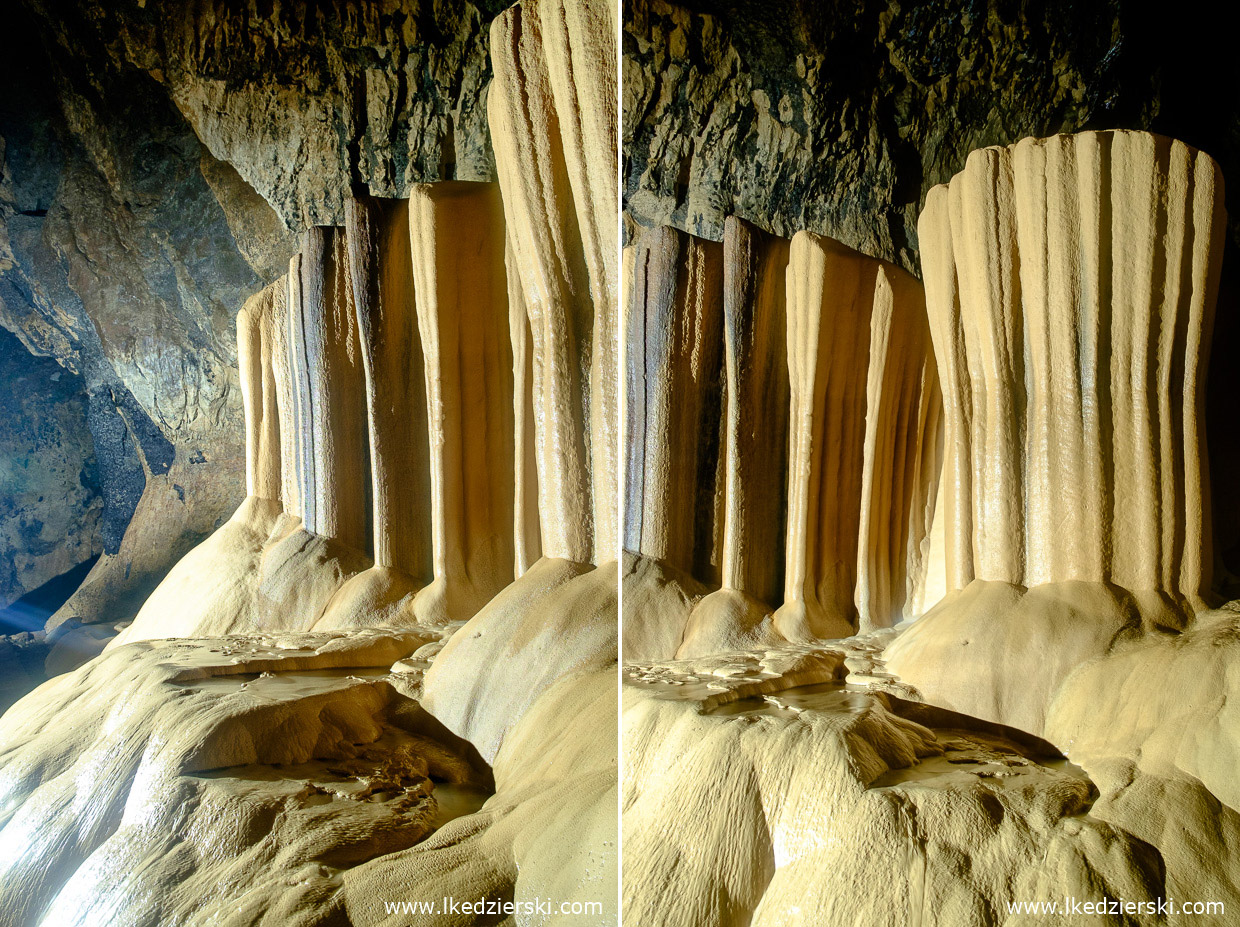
left=0, top=328, right=101, bottom=612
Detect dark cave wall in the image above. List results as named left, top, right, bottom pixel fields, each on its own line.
left=0, top=327, right=101, bottom=610
left=0, top=0, right=513, bottom=629
left=623, top=0, right=1239, bottom=271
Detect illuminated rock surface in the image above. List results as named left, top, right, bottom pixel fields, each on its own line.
left=621, top=129, right=1238, bottom=927
left=0, top=0, right=617, bottom=923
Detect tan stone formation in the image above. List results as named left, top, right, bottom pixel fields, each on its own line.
left=774, top=231, right=939, bottom=644
left=487, top=0, right=613, bottom=566
left=887, top=130, right=1227, bottom=734
left=235, top=284, right=282, bottom=503
left=408, top=182, right=516, bottom=625
left=295, top=226, right=371, bottom=553
left=621, top=638, right=1240, bottom=926
left=0, top=631, right=616, bottom=927
left=315, top=195, right=432, bottom=630
left=1, top=0, right=618, bottom=923
left=419, top=0, right=619, bottom=767
left=623, top=221, right=939, bottom=661
left=345, top=195, right=431, bottom=580
left=506, top=237, right=544, bottom=578
left=623, top=225, right=724, bottom=579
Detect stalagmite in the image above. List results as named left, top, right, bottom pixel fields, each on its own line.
left=267, top=273, right=299, bottom=519
left=887, top=130, right=1227, bottom=734
left=408, top=181, right=516, bottom=624
left=538, top=0, right=621, bottom=566
left=621, top=222, right=938, bottom=660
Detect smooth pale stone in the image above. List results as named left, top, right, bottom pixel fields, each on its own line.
left=293, top=227, right=371, bottom=553
left=408, top=181, right=517, bottom=625
left=285, top=253, right=311, bottom=523
left=236, top=280, right=282, bottom=503
left=489, top=0, right=597, bottom=564
left=888, top=130, right=1227, bottom=734
left=343, top=194, right=431, bottom=580
left=623, top=225, right=724, bottom=581
left=854, top=262, right=940, bottom=633
left=680, top=217, right=790, bottom=657
left=506, top=236, right=542, bottom=578
left=537, top=0, right=620, bottom=566
left=267, top=273, right=299, bottom=517
left=774, top=232, right=936, bottom=642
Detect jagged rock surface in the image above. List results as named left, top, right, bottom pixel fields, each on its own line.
left=623, top=0, right=1240, bottom=273
left=0, top=328, right=100, bottom=611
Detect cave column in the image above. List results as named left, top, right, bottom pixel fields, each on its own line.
left=408, top=182, right=516, bottom=623
left=344, top=195, right=433, bottom=582
left=622, top=225, right=724, bottom=580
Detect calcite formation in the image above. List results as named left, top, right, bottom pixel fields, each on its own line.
left=0, top=0, right=617, bottom=924
left=623, top=219, right=940, bottom=660
left=622, top=129, right=1238, bottom=927
left=886, top=130, right=1227, bottom=734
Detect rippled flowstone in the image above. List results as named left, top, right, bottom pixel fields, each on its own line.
left=623, top=637, right=1240, bottom=926
left=0, top=628, right=617, bottom=927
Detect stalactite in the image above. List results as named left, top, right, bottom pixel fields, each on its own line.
left=344, top=195, right=432, bottom=583
left=507, top=237, right=543, bottom=577
left=680, top=218, right=791, bottom=655
left=621, top=221, right=938, bottom=658
left=487, top=0, right=598, bottom=565
left=236, top=281, right=282, bottom=504
left=773, top=231, right=937, bottom=641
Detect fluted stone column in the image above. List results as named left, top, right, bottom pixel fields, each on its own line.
left=236, top=281, right=282, bottom=504
left=623, top=226, right=724, bottom=581
left=344, top=195, right=432, bottom=583
left=489, top=0, right=603, bottom=565
left=678, top=218, right=791, bottom=655
left=888, top=131, right=1227, bottom=734
left=408, top=181, right=516, bottom=624
left=773, top=232, right=938, bottom=642
left=289, top=227, right=370, bottom=553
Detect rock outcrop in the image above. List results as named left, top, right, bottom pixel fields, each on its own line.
left=0, top=327, right=100, bottom=613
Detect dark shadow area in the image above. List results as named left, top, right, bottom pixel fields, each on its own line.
left=0, top=555, right=99, bottom=635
